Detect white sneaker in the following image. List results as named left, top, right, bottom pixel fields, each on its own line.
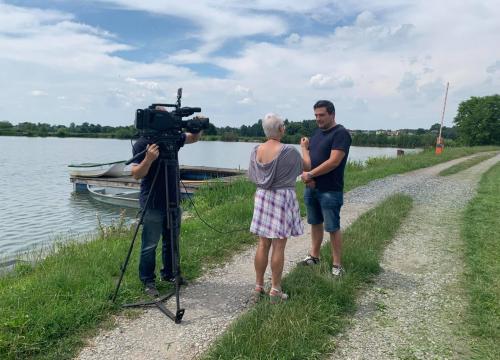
left=331, top=265, right=345, bottom=277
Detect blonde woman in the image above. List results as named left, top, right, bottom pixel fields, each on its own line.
left=248, top=113, right=304, bottom=304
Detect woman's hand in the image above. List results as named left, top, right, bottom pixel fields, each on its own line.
left=300, top=137, right=309, bottom=149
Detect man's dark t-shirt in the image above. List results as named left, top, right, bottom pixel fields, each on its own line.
left=132, top=135, right=186, bottom=209
left=309, top=124, right=351, bottom=192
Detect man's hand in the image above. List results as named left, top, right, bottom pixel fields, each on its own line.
left=300, top=137, right=309, bottom=149
left=145, top=143, right=159, bottom=163
left=300, top=171, right=313, bottom=182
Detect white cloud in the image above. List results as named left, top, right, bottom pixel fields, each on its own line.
left=310, top=74, right=354, bottom=89
left=285, top=33, right=301, bottom=45
left=30, top=90, right=48, bottom=97
left=1, top=0, right=499, bottom=129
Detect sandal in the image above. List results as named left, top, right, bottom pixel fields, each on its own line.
left=300, top=254, right=320, bottom=266
left=269, top=287, right=288, bottom=304
left=251, top=284, right=266, bottom=304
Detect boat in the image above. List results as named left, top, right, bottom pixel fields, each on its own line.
left=87, top=185, right=141, bottom=208
left=68, top=160, right=130, bottom=178
left=87, top=184, right=195, bottom=208
left=71, top=166, right=245, bottom=205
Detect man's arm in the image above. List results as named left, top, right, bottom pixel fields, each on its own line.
left=131, top=143, right=159, bottom=180
left=301, top=149, right=345, bottom=182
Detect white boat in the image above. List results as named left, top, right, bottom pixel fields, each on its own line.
left=68, top=161, right=129, bottom=178
left=87, top=185, right=140, bottom=208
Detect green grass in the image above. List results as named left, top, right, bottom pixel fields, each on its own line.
left=462, top=161, right=500, bottom=359
left=0, top=145, right=496, bottom=359
left=438, top=153, right=498, bottom=176
left=204, top=194, right=413, bottom=360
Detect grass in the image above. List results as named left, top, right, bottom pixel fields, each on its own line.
left=0, top=145, right=496, bottom=359
left=204, top=194, right=413, bottom=360
left=462, top=161, right=500, bottom=359
left=438, top=153, right=498, bottom=176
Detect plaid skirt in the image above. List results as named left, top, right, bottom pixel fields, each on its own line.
left=250, top=188, right=304, bottom=239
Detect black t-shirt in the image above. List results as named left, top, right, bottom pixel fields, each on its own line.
left=132, top=135, right=186, bottom=209
left=309, top=124, right=351, bottom=192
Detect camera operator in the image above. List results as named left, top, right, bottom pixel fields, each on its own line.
left=131, top=107, right=203, bottom=297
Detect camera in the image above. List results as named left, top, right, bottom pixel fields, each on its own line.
left=135, top=88, right=209, bottom=135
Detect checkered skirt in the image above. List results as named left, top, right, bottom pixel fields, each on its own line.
left=250, top=188, right=304, bottom=239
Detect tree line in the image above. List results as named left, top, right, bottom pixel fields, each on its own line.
left=1, top=94, right=498, bottom=147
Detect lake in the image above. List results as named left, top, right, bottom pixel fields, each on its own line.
left=0, top=136, right=418, bottom=260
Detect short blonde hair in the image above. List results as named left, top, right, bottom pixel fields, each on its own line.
left=262, top=113, right=284, bottom=139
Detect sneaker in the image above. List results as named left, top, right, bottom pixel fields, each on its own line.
left=161, top=275, right=188, bottom=286
left=331, top=265, right=345, bottom=277
left=144, top=282, right=160, bottom=297
left=300, top=254, right=320, bottom=266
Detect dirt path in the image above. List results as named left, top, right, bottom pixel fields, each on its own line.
left=76, top=153, right=499, bottom=360
left=332, top=153, right=500, bottom=359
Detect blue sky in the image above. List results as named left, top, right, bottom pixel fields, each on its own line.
left=0, top=0, right=499, bottom=129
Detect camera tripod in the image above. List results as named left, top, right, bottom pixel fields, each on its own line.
left=112, top=134, right=186, bottom=324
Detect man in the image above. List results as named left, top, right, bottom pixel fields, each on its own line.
left=131, top=110, right=202, bottom=297
left=299, top=100, right=351, bottom=276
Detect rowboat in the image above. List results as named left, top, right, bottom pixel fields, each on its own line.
left=71, top=166, right=245, bottom=206
left=68, top=161, right=130, bottom=178
left=87, top=185, right=141, bottom=208
left=87, top=184, right=196, bottom=208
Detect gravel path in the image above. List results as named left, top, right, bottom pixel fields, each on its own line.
left=76, top=153, right=499, bottom=360
left=331, top=153, right=500, bottom=360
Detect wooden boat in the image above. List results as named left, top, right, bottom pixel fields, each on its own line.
left=68, top=160, right=130, bottom=178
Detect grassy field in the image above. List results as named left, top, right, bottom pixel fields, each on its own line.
left=438, top=152, right=498, bottom=176
left=204, top=194, right=413, bottom=359
left=462, top=161, right=500, bottom=359
left=0, top=146, right=496, bottom=359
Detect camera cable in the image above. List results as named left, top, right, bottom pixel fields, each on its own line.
left=180, top=180, right=248, bottom=234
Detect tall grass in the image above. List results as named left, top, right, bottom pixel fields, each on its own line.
left=204, top=194, right=413, bottom=359
left=462, top=161, right=500, bottom=359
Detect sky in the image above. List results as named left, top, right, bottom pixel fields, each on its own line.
left=0, top=1, right=499, bottom=130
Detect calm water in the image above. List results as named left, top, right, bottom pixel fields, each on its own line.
left=0, top=136, right=418, bottom=259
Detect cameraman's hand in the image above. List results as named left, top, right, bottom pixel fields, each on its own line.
left=145, top=143, right=159, bottom=163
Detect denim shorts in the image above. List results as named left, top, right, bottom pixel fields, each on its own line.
left=304, top=188, right=343, bottom=232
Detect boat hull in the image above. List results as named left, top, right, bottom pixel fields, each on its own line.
left=68, top=161, right=128, bottom=178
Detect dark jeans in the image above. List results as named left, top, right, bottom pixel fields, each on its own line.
left=139, top=208, right=181, bottom=284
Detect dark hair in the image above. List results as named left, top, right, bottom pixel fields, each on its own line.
left=313, top=100, right=335, bottom=115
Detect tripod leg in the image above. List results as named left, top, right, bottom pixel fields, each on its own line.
left=112, top=213, right=143, bottom=303
left=112, top=162, right=163, bottom=303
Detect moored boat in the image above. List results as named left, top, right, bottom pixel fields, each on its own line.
left=68, top=161, right=130, bottom=178
left=87, top=185, right=141, bottom=208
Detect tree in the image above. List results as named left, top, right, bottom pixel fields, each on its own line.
left=454, top=95, right=500, bottom=145
left=0, top=121, right=13, bottom=129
